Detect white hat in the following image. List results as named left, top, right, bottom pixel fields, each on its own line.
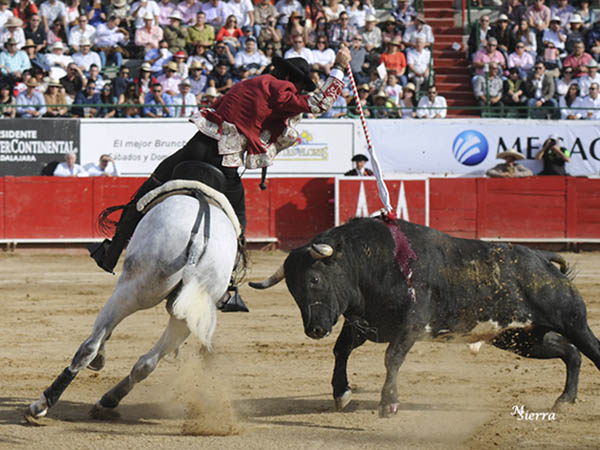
left=143, top=11, right=154, bottom=20
left=169, top=10, right=183, bottom=20
left=204, top=86, right=219, bottom=97
left=52, top=41, right=65, bottom=50
left=570, top=14, right=583, bottom=24
left=550, top=16, right=561, bottom=23
left=497, top=148, right=525, bottom=160
left=365, top=14, right=377, bottom=22
left=79, top=37, right=92, bottom=46
left=497, top=14, right=509, bottom=22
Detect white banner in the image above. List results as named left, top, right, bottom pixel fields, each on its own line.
left=368, top=119, right=600, bottom=177
left=80, top=118, right=360, bottom=176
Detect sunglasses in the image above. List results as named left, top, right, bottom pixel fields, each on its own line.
left=590, top=87, right=598, bottom=90
left=153, top=89, right=162, bottom=93
left=535, top=66, right=544, bottom=70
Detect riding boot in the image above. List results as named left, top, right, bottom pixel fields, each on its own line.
left=89, top=176, right=163, bottom=273
left=217, top=286, right=249, bottom=312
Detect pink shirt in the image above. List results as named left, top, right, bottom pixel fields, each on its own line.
left=526, top=5, right=551, bottom=28
left=472, top=49, right=506, bottom=75
left=507, top=51, right=534, bottom=72
left=135, top=25, right=164, bottom=51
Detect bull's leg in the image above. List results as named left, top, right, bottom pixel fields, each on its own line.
left=492, top=327, right=581, bottom=405
left=379, top=331, right=418, bottom=418
left=331, top=320, right=367, bottom=411
left=91, top=315, right=190, bottom=419
left=25, top=283, right=148, bottom=423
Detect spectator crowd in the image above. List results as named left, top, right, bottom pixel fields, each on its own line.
left=0, top=0, right=448, bottom=119
left=470, top=0, right=600, bottom=119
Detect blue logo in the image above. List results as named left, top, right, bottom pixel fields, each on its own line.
left=452, top=130, right=489, bottom=166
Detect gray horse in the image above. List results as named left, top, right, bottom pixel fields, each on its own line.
left=26, top=182, right=239, bottom=422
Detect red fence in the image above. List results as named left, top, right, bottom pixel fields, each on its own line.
left=1, top=176, right=599, bottom=247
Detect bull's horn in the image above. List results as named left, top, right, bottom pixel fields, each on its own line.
left=249, top=265, right=285, bottom=289
left=309, top=243, right=334, bottom=259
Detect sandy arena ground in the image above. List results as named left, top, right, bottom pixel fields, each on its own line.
left=1, top=249, right=600, bottom=450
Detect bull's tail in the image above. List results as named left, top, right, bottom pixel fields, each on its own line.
left=171, top=276, right=217, bottom=351
left=539, top=250, right=575, bottom=281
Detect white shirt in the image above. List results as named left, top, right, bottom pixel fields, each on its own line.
left=417, top=95, right=447, bottom=118
left=403, top=23, right=434, bottom=46
left=345, top=5, right=375, bottom=29
left=72, top=50, right=102, bottom=71
left=0, top=27, right=26, bottom=50
left=53, top=162, right=89, bottom=177
left=87, top=162, right=119, bottom=176
left=228, top=0, right=254, bottom=28
left=172, top=91, right=198, bottom=117
left=131, top=0, right=160, bottom=28
left=0, top=8, right=14, bottom=29
left=580, top=94, right=600, bottom=120
left=95, top=23, right=127, bottom=47
left=40, top=0, right=67, bottom=26
left=234, top=49, right=267, bottom=68
left=275, top=0, right=302, bottom=25
left=406, top=47, right=431, bottom=74
left=311, top=48, right=335, bottom=66
left=284, top=47, right=314, bottom=64
left=559, top=95, right=583, bottom=120
left=578, top=73, right=600, bottom=97
left=68, top=24, right=97, bottom=47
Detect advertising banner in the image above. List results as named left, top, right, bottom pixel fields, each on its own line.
left=368, top=119, right=600, bottom=177
left=80, top=118, right=359, bottom=176
left=335, top=176, right=429, bottom=226
left=0, top=119, right=80, bottom=176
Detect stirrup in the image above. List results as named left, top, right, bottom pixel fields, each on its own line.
left=217, top=287, right=249, bottom=312
left=88, top=239, right=116, bottom=275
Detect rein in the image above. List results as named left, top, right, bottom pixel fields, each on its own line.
left=186, top=191, right=211, bottom=267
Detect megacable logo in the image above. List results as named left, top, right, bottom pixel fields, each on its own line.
left=452, top=130, right=489, bottom=166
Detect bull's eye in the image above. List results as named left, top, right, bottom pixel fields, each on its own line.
left=309, top=276, right=320, bottom=286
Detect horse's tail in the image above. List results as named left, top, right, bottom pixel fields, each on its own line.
left=171, top=275, right=217, bottom=351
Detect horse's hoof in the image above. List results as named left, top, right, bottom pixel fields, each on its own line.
left=378, top=402, right=400, bottom=418
left=87, top=352, right=105, bottom=372
left=90, top=402, right=121, bottom=421
left=23, top=408, right=46, bottom=426
left=334, top=389, right=352, bottom=411
left=25, top=395, right=48, bottom=425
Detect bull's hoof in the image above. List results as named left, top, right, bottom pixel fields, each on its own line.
left=378, top=402, right=400, bottom=418
left=87, top=348, right=106, bottom=371
left=334, top=389, right=352, bottom=411
left=90, top=402, right=121, bottom=421
left=553, top=397, right=577, bottom=412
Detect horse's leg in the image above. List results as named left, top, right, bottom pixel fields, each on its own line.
left=26, top=281, right=147, bottom=422
left=92, top=315, right=190, bottom=418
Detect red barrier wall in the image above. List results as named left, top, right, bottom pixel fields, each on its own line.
left=1, top=176, right=600, bottom=246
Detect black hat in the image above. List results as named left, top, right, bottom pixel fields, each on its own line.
left=272, top=56, right=316, bottom=92
left=352, top=154, right=369, bottom=162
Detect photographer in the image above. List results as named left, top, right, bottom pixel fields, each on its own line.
left=535, top=134, right=571, bottom=176
left=258, top=15, right=282, bottom=52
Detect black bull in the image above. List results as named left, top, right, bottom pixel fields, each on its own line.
left=250, top=217, right=600, bottom=417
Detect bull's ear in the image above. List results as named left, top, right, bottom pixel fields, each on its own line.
left=309, top=243, right=334, bottom=259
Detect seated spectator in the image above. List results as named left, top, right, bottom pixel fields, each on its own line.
left=406, top=37, right=430, bottom=92
left=133, top=62, right=155, bottom=98
left=472, top=37, right=506, bottom=77
left=499, top=0, right=526, bottom=25
left=360, top=14, right=380, bottom=52
left=468, top=15, right=490, bottom=59
left=524, top=62, right=557, bottom=119
left=87, top=154, right=119, bottom=176
left=172, top=78, right=197, bottom=117
left=562, top=40, right=593, bottom=76
left=403, top=14, right=433, bottom=49
left=578, top=59, right=600, bottom=96
left=85, top=0, right=108, bottom=27
left=72, top=80, right=100, bottom=117
left=143, top=81, right=174, bottom=117
left=507, top=41, right=534, bottom=79
left=45, top=41, right=72, bottom=79
left=43, top=77, right=68, bottom=117
left=87, top=63, right=104, bottom=92
left=349, top=33, right=369, bottom=84
left=556, top=65, right=576, bottom=96
left=535, top=134, right=570, bottom=175
left=0, top=37, right=30, bottom=82
left=117, top=82, right=142, bottom=117
left=239, top=25, right=257, bottom=49
left=130, top=0, right=160, bottom=30
left=345, top=154, right=373, bottom=176
left=16, top=78, right=45, bottom=117
left=392, top=0, right=415, bottom=31
left=542, top=16, right=566, bottom=57
left=97, top=81, right=118, bottom=117
left=565, top=15, right=585, bottom=55
left=540, top=41, right=561, bottom=77
left=60, top=62, right=86, bottom=102
left=559, top=82, right=583, bottom=120
left=157, top=60, right=181, bottom=95
left=72, top=37, right=102, bottom=73
left=24, top=14, right=47, bottom=52
left=283, top=11, right=307, bottom=47
left=379, top=37, right=407, bottom=85
left=578, top=0, right=594, bottom=31
left=187, top=42, right=213, bottom=72
left=145, top=39, right=171, bottom=74
left=398, top=81, right=417, bottom=119
left=551, top=0, right=574, bottom=32
left=284, top=35, right=313, bottom=63
left=328, top=11, right=354, bottom=51
left=207, top=61, right=233, bottom=94
left=109, top=0, right=130, bottom=28
left=473, top=62, right=503, bottom=115
left=371, top=90, right=393, bottom=118
left=384, top=72, right=402, bottom=105
left=216, top=14, right=242, bottom=52
left=95, top=15, right=129, bottom=68
left=526, top=0, right=551, bottom=35
left=202, top=0, right=231, bottom=30
left=381, top=16, right=402, bottom=48
left=486, top=148, right=533, bottom=178
left=346, top=0, right=375, bottom=31
left=502, top=67, right=527, bottom=116
left=53, top=152, right=88, bottom=177
left=46, top=19, right=67, bottom=48
left=135, top=11, right=163, bottom=55
left=163, top=10, right=187, bottom=53
left=186, top=11, right=215, bottom=48
left=579, top=81, right=600, bottom=119
left=417, top=85, right=447, bottom=118
left=68, top=14, right=96, bottom=52
left=311, top=35, right=335, bottom=76
left=255, top=0, right=278, bottom=38
left=347, top=82, right=372, bottom=117
left=258, top=15, right=281, bottom=52
left=512, top=18, right=537, bottom=56
left=1, top=16, right=26, bottom=50
left=112, top=65, right=132, bottom=98
left=186, top=60, right=207, bottom=95
left=199, top=85, right=219, bottom=106
left=172, top=50, right=188, bottom=78
left=489, top=14, right=511, bottom=58
left=323, top=0, right=344, bottom=23
left=234, top=37, right=267, bottom=76
left=22, top=39, right=45, bottom=73
left=0, top=83, right=16, bottom=118
left=175, top=0, right=199, bottom=26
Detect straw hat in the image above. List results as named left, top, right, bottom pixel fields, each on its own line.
left=25, top=78, right=39, bottom=88
left=79, top=37, right=92, bottom=46
left=190, top=60, right=204, bottom=70
left=5, top=37, right=18, bottom=45
left=390, top=36, right=403, bottom=46
left=497, top=148, right=525, bottom=160
left=113, top=0, right=127, bottom=6
left=365, top=14, right=377, bottom=23
left=52, top=41, right=65, bottom=51
left=140, top=62, right=152, bottom=72
left=374, top=90, right=387, bottom=100
left=164, top=61, right=178, bottom=71
left=204, top=86, right=219, bottom=97
left=143, top=11, right=154, bottom=20
left=6, top=17, right=23, bottom=27
left=404, top=82, right=416, bottom=91
left=23, top=39, right=36, bottom=49
left=358, top=83, right=370, bottom=92
left=48, top=78, right=62, bottom=87
left=179, top=79, right=191, bottom=87
left=413, top=13, right=426, bottom=23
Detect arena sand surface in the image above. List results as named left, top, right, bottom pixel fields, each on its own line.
left=1, top=250, right=600, bottom=450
